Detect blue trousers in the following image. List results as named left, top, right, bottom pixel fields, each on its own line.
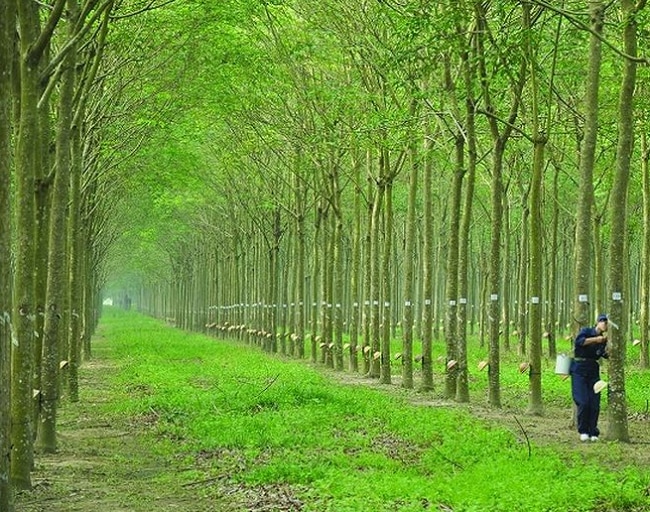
left=570, top=360, right=601, bottom=436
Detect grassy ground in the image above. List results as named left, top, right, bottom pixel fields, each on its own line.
left=16, top=308, right=650, bottom=511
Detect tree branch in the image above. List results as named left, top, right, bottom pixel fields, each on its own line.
left=29, top=0, right=66, bottom=64
left=109, top=0, right=177, bottom=20
left=40, top=0, right=113, bottom=82
left=476, top=107, right=533, bottom=143
left=523, top=0, right=649, bottom=64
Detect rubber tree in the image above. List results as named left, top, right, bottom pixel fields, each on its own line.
left=475, top=0, right=527, bottom=408
left=292, top=153, right=308, bottom=360
left=328, top=159, right=346, bottom=371
left=572, top=1, right=604, bottom=333
left=522, top=1, right=549, bottom=416
left=77, top=3, right=114, bottom=357
left=455, top=7, right=478, bottom=403
left=35, top=0, right=112, bottom=447
left=401, top=102, right=420, bottom=389
left=368, top=151, right=385, bottom=379
left=0, top=0, right=15, bottom=506
left=437, top=42, right=471, bottom=400
left=348, top=152, right=363, bottom=372
left=641, top=129, right=650, bottom=368
left=606, top=0, right=645, bottom=443
left=420, top=120, right=435, bottom=391
left=12, top=0, right=66, bottom=490
left=38, top=0, right=80, bottom=452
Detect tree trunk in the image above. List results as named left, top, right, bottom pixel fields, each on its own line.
left=0, top=0, right=15, bottom=505
left=310, top=204, right=323, bottom=363
left=361, top=164, right=373, bottom=375
left=528, top=136, right=545, bottom=416
left=573, top=0, right=603, bottom=332
left=67, top=122, right=83, bottom=402
left=502, top=198, right=511, bottom=353
left=348, top=153, right=362, bottom=372
left=641, top=131, right=650, bottom=368
left=294, top=164, right=306, bottom=359
left=517, top=202, right=529, bottom=356
left=456, top=35, right=477, bottom=403
left=330, top=165, right=344, bottom=371
left=333, top=210, right=344, bottom=370
left=475, top=0, right=527, bottom=408
left=524, top=2, right=545, bottom=416
left=487, top=140, right=505, bottom=408
left=368, top=166, right=384, bottom=379
left=401, top=133, right=419, bottom=389
left=606, top=0, right=641, bottom=443
left=547, top=162, right=560, bottom=359
left=380, top=169, right=393, bottom=385
left=271, top=206, right=281, bottom=353
left=420, top=124, right=434, bottom=391
left=33, top=95, right=51, bottom=434
left=320, top=205, right=332, bottom=365
left=12, top=0, right=62, bottom=488
left=38, top=0, right=78, bottom=452
left=444, top=134, right=463, bottom=399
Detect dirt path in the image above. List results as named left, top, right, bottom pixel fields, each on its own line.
left=16, top=337, right=313, bottom=512
left=15, top=346, right=238, bottom=512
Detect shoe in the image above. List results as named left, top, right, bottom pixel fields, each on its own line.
left=580, top=434, right=590, bottom=442
left=590, top=436, right=599, bottom=442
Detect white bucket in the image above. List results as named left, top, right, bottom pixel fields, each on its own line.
left=555, top=353, right=571, bottom=375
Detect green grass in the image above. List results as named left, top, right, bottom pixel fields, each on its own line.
left=99, top=308, right=650, bottom=512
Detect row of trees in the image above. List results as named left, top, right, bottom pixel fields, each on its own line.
left=0, top=0, right=212, bottom=508
left=121, top=0, right=649, bottom=445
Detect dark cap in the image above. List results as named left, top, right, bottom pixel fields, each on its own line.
left=597, top=314, right=608, bottom=323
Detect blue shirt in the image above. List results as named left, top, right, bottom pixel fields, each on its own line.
left=574, top=326, right=608, bottom=360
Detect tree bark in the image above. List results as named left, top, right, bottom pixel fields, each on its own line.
left=11, top=0, right=65, bottom=488
left=641, top=131, right=650, bottom=368
left=310, top=202, right=323, bottom=363
left=547, top=162, right=560, bottom=359
left=444, top=135, right=463, bottom=398
left=67, top=118, right=84, bottom=402
left=380, top=166, right=393, bottom=385
left=475, top=1, right=527, bottom=408
left=572, top=0, right=603, bottom=332
left=401, top=126, right=419, bottom=389
left=368, top=164, right=384, bottom=379
left=517, top=200, right=529, bottom=356
left=455, top=37, right=477, bottom=403
left=330, top=164, right=344, bottom=371
left=38, top=0, right=79, bottom=452
left=420, top=123, right=434, bottom=391
left=524, top=1, right=545, bottom=416
left=361, top=163, right=373, bottom=375
left=348, top=153, right=362, bottom=372
left=0, top=0, right=15, bottom=506
left=294, top=160, right=306, bottom=359
left=606, top=0, right=641, bottom=443
left=487, top=139, right=505, bottom=408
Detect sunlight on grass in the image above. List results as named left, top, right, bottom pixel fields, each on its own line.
left=97, top=308, right=650, bottom=512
